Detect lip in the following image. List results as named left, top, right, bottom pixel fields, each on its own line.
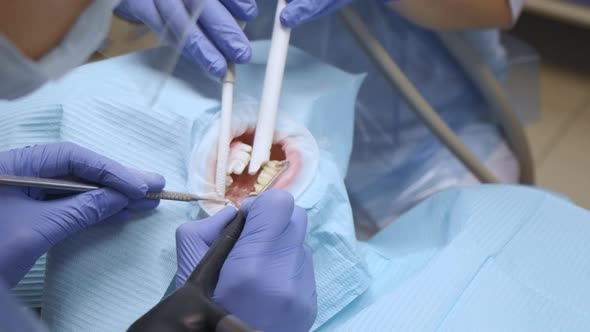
left=189, top=102, right=319, bottom=216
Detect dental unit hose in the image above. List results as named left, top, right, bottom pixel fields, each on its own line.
left=338, top=6, right=500, bottom=184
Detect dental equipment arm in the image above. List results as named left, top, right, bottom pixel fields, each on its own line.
left=436, top=31, right=534, bottom=184
left=338, top=7, right=500, bottom=184
left=248, top=0, right=291, bottom=175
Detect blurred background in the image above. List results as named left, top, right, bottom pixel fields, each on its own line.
left=512, top=0, right=590, bottom=209
left=93, top=0, right=590, bottom=208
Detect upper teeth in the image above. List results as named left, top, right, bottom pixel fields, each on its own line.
left=225, top=142, right=285, bottom=194
left=227, top=142, right=252, bottom=176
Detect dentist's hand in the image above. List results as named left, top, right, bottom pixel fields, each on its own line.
left=175, top=190, right=317, bottom=332
left=115, top=0, right=257, bottom=77
left=0, top=143, right=165, bottom=287
left=280, top=0, right=394, bottom=28
left=280, top=0, right=354, bottom=28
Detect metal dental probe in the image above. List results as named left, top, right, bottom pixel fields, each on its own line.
left=128, top=161, right=289, bottom=332
left=0, top=175, right=229, bottom=204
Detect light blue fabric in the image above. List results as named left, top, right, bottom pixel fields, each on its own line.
left=0, top=42, right=367, bottom=330
left=0, top=98, right=63, bottom=308
left=245, top=2, right=524, bottom=233
left=316, top=185, right=590, bottom=331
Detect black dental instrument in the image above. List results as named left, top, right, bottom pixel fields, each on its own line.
left=127, top=161, right=289, bottom=332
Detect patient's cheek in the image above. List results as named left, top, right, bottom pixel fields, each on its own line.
left=211, top=132, right=302, bottom=206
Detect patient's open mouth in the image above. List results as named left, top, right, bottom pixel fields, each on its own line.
left=190, top=103, right=319, bottom=215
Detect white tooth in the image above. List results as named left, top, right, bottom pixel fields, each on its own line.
left=227, top=143, right=252, bottom=175
left=227, top=160, right=241, bottom=174
left=257, top=173, right=272, bottom=185
left=254, top=160, right=283, bottom=193
left=226, top=175, right=234, bottom=187
left=259, top=168, right=274, bottom=180
left=254, top=183, right=264, bottom=193
left=236, top=150, right=251, bottom=165
left=233, top=160, right=247, bottom=174
left=239, top=143, right=252, bottom=152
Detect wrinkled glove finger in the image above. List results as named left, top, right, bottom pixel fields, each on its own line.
left=104, top=210, right=131, bottom=224
left=21, top=143, right=149, bottom=200
left=125, top=169, right=166, bottom=209
left=126, top=199, right=160, bottom=210
left=251, top=204, right=307, bottom=251
left=188, top=0, right=252, bottom=64
left=297, top=245, right=318, bottom=330
left=175, top=207, right=237, bottom=286
left=114, top=1, right=161, bottom=24
left=154, top=0, right=227, bottom=76
left=136, top=170, right=166, bottom=192
left=44, top=188, right=129, bottom=244
left=177, top=206, right=237, bottom=246
left=216, top=0, right=257, bottom=21
left=240, top=189, right=295, bottom=241
left=280, top=205, right=308, bottom=247
left=280, top=0, right=341, bottom=28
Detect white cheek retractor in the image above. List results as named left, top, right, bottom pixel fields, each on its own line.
left=190, top=103, right=319, bottom=216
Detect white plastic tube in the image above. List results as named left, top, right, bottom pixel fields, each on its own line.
left=248, top=0, right=291, bottom=174
left=215, top=63, right=236, bottom=195
left=215, top=21, right=247, bottom=195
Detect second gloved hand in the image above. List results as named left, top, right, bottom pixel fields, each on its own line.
left=280, top=0, right=392, bottom=28
left=281, top=0, right=352, bottom=28
left=175, top=190, right=317, bottom=332
left=0, top=143, right=165, bottom=287
left=115, top=0, right=257, bottom=77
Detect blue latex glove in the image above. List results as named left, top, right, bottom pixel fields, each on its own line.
left=175, top=190, right=317, bottom=332
left=280, top=0, right=354, bottom=28
left=0, top=143, right=165, bottom=287
left=115, top=0, right=257, bottom=77
left=280, top=0, right=394, bottom=28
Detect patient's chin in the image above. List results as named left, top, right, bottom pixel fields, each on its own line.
left=189, top=103, right=318, bottom=215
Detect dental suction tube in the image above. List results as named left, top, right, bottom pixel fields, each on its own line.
left=249, top=0, right=291, bottom=175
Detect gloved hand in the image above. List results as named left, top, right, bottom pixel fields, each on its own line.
left=175, top=190, right=317, bottom=332
left=0, top=143, right=165, bottom=287
left=115, top=0, right=257, bottom=77
left=280, top=0, right=391, bottom=28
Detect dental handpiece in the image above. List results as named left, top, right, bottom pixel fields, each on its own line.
left=0, top=175, right=228, bottom=204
